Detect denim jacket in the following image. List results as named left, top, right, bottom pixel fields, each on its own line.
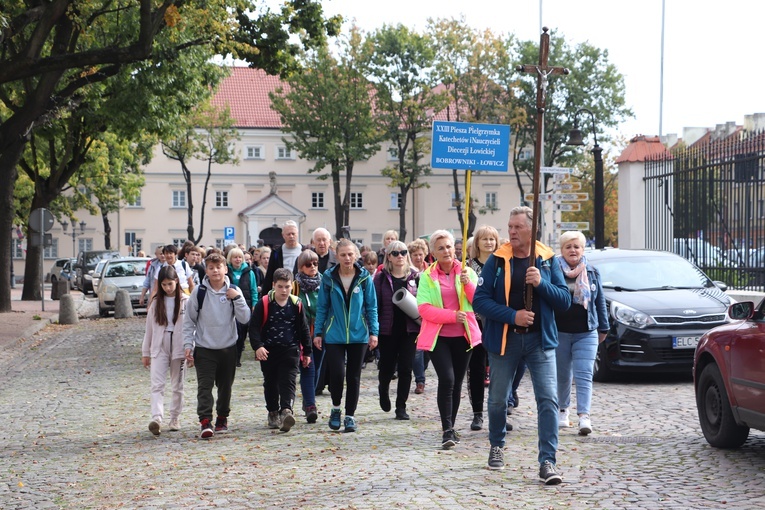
left=553, top=256, right=610, bottom=333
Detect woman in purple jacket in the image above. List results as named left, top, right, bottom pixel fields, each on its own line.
left=373, top=241, right=420, bottom=420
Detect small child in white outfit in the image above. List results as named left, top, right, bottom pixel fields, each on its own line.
left=142, top=265, right=188, bottom=435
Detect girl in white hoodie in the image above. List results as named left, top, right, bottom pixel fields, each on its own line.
left=142, top=265, right=188, bottom=435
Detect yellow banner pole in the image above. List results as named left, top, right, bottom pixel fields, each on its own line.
left=462, top=169, right=472, bottom=266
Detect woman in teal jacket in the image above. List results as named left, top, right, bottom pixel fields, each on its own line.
left=314, top=239, right=379, bottom=433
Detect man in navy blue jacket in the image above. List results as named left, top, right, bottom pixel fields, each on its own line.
left=473, top=206, right=570, bottom=484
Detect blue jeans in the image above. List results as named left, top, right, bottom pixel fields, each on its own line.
left=556, top=330, right=598, bottom=415
left=299, top=351, right=316, bottom=410
left=413, top=350, right=429, bottom=384
left=487, top=331, right=558, bottom=466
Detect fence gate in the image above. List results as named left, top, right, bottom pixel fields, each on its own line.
left=644, top=130, right=765, bottom=290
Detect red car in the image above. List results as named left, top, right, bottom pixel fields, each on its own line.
left=694, top=300, right=765, bottom=448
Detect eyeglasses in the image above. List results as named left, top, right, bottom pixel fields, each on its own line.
left=304, top=261, right=319, bottom=267
left=390, top=250, right=408, bottom=257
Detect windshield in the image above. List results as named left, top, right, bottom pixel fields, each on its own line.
left=591, top=255, right=713, bottom=291
left=105, top=261, right=147, bottom=278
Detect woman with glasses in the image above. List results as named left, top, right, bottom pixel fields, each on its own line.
left=373, top=241, right=420, bottom=420
left=417, top=230, right=482, bottom=449
left=292, top=250, right=321, bottom=423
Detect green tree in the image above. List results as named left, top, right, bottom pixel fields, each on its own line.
left=270, top=29, right=382, bottom=240
left=0, top=0, right=341, bottom=311
left=365, top=24, right=450, bottom=242
left=161, top=101, right=239, bottom=245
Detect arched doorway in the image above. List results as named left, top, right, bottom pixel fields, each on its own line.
left=259, top=226, right=282, bottom=249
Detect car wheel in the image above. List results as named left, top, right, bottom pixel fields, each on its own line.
left=592, top=342, right=612, bottom=382
left=696, top=362, right=749, bottom=448
left=99, top=306, right=109, bottom=318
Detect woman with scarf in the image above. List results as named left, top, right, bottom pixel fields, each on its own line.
left=554, top=231, right=609, bottom=436
left=292, top=250, right=321, bottom=424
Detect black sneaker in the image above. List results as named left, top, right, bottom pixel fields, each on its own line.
left=441, top=429, right=457, bottom=449
left=305, top=405, right=318, bottom=424
left=214, top=416, right=228, bottom=433
left=539, top=460, right=562, bottom=485
left=200, top=418, right=214, bottom=439
left=470, top=413, right=483, bottom=431
left=488, top=446, right=505, bottom=470
left=394, top=408, right=410, bottom=420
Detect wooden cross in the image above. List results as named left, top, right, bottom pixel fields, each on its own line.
left=516, top=27, right=569, bottom=311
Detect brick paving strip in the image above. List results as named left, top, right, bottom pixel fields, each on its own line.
left=0, top=312, right=763, bottom=509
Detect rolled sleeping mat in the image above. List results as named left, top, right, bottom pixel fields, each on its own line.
left=392, top=287, right=421, bottom=325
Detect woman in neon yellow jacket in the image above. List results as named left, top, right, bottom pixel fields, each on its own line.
left=416, top=229, right=481, bottom=450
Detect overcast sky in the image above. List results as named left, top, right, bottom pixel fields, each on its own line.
left=320, top=0, right=765, bottom=141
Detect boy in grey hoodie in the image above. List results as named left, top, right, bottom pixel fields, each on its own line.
left=183, top=253, right=251, bottom=438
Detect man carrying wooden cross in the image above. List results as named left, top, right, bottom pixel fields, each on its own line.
left=473, top=28, right=571, bottom=485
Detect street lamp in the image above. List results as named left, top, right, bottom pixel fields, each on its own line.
left=62, top=220, right=86, bottom=256
left=566, top=108, right=605, bottom=249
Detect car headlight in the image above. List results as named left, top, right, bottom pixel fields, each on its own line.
left=610, top=300, right=656, bottom=329
left=102, top=284, right=118, bottom=300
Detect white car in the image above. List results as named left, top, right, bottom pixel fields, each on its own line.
left=97, top=257, right=150, bottom=317
left=91, top=259, right=109, bottom=297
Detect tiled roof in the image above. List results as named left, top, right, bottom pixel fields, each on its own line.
left=211, top=67, right=287, bottom=129
left=616, top=135, right=672, bottom=163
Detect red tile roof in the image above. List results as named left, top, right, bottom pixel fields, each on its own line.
left=211, top=67, right=287, bottom=129
left=616, top=135, right=672, bottom=163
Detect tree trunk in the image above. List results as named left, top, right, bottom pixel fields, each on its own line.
left=0, top=141, right=25, bottom=311
left=398, top=185, right=408, bottom=243
left=102, top=211, right=112, bottom=250
left=343, top=160, right=354, bottom=237
left=331, top=164, right=343, bottom=240
left=182, top=160, right=195, bottom=242
left=21, top=243, right=43, bottom=301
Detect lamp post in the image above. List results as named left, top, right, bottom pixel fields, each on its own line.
left=62, top=220, right=86, bottom=257
left=566, top=108, right=605, bottom=249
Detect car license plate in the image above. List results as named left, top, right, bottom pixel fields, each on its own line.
left=672, top=336, right=700, bottom=349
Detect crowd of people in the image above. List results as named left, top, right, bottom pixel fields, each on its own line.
left=139, top=211, right=609, bottom=485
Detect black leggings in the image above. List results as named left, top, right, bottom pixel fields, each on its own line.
left=428, top=336, right=473, bottom=431
left=467, top=343, right=487, bottom=414
left=378, top=331, right=417, bottom=410
left=325, top=343, right=368, bottom=416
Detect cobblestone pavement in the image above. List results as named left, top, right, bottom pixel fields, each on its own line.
left=1, top=301, right=764, bottom=509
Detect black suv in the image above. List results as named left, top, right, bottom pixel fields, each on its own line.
left=74, top=250, right=121, bottom=294
left=586, top=249, right=732, bottom=381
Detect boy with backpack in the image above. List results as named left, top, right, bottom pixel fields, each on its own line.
left=249, top=268, right=312, bottom=433
left=183, top=252, right=251, bottom=439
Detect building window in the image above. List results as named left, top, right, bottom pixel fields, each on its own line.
left=450, top=192, right=464, bottom=209
left=172, top=190, right=186, bottom=208
left=387, top=145, right=399, bottom=161
left=127, top=193, right=142, bottom=207
left=12, top=238, right=23, bottom=259
left=215, top=238, right=226, bottom=250
left=79, top=238, right=93, bottom=252
left=352, top=238, right=364, bottom=246
left=759, top=199, right=764, bottom=219
left=390, top=192, right=402, bottom=209
left=245, top=146, right=264, bottom=160
left=172, top=238, right=186, bottom=248
left=350, top=192, right=364, bottom=209
left=311, top=192, right=325, bottom=209
left=485, top=192, right=498, bottom=209
left=276, top=146, right=295, bottom=160
left=43, top=238, right=59, bottom=259
left=518, top=148, right=532, bottom=160
left=215, top=191, right=229, bottom=208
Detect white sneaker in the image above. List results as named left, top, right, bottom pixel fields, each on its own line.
left=167, top=418, right=180, bottom=431
left=578, top=415, right=592, bottom=435
left=558, top=409, right=570, bottom=428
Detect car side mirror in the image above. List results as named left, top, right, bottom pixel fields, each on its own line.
left=713, top=280, right=728, bottom=292
left=728, top=301, right=754, bottom=321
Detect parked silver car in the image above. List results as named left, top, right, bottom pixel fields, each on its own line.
left=97, top=257, right=150, bottom=317
left=91, top=259, right=109, bottom=297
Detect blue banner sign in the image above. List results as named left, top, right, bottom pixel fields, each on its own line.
left=431, top=121, right=511, bottom=172
left=224, top=226, right=235, bottom=242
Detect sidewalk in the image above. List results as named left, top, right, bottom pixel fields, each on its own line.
left=0, top=284, right=80, bottom=347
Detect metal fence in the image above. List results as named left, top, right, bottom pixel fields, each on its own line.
left=644, top=130, right=765, bottom=290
